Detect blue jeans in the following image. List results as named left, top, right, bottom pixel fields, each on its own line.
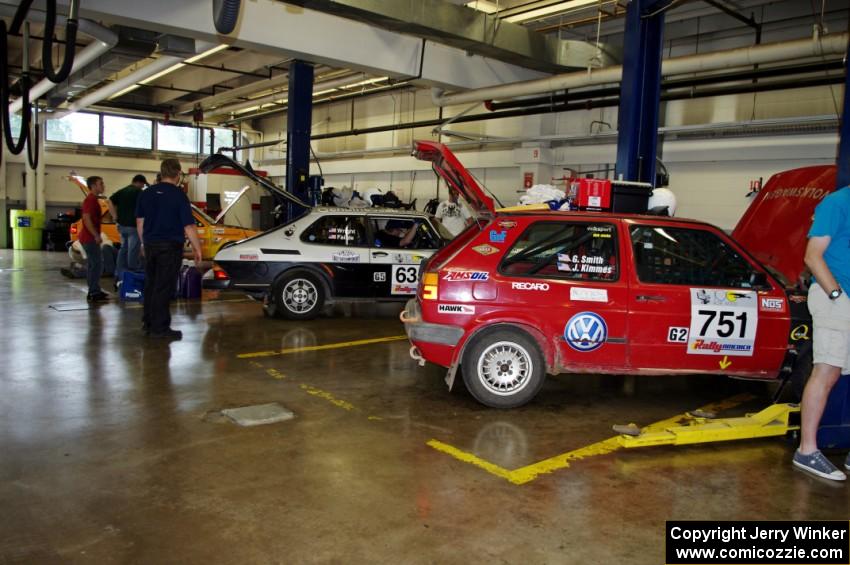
left=116, top=225, right=141, bottom=281
left=81, top=241, right=103, bottom=295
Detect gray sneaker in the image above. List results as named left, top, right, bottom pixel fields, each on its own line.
left=845, top=452, right=850, bottom=472
left=793, top=450, right=847, bottom=481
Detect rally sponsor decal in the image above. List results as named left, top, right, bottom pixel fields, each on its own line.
left=472, top=244, right=500, bottom=256
left=332, top=250, right=360, bottom=263
left=760, top=297, right=784, bottom=311
left=667, top=327, right=688, bottom=343
left=790, top=324, right=810, bottom=341
left=489, top=230, right=507, bottom=243
left=443, top=270, right=490, bottom=282
left=391, top=265, right=419, bottom=294
left=437, top=304, right=475, bottom=315
left=688, top=288, right=757, bottom=356
left=511, top=281, right=549, bottom=291
left=498, top=220, right=517, bottom=229
left=239, top=254, right=259, bottom=261
left=570, top=287, right=608, bottom=302
left=564, top=312, right=607, bottom=352
left=588, top=224, right=613, bottom=239
left=213, top=228, right=226, bottom=235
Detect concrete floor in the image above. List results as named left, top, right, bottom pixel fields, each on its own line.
left=1, top=250, right=848, bottom=564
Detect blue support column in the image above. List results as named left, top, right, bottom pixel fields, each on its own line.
left=614, top=0, right=666, bottom=187
left=285, top=60, right=315, bottom=220
left=836, top=43, right=850, bottom=189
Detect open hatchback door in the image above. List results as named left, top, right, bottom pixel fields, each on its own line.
left=198, top=153, right=312, bottom=210
left=413, top=140, right=495, bottom=218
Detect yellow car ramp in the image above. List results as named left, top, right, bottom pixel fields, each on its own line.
left=615, top=403, right=801, bottom=448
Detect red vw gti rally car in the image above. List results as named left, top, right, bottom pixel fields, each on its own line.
left=402, top=141, right=809, bottom=408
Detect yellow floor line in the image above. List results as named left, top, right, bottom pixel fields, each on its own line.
left=427, top=393, right=758, bottom=485
left=238, top=335, right=407, bottom=359
left=300, top=384, right=356, bottom=411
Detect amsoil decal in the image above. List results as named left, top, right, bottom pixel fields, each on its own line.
left=511, top=281, right=549, bottom=291
left=443, top=271, right=489, bottom=282
left=437, top=304, right=475, bottom=315
left=471, top=244, right=500, bottom=256
left=760, top=297, right=784, bottom=311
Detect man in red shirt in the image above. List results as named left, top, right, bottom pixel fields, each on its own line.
left=80, top=176, right=109, bottom=302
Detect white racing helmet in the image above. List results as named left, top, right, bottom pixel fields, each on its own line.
left=647, top=188, right=677, bottom=216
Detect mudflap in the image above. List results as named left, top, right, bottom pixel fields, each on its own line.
left=445, top=363, right=459, bottom=391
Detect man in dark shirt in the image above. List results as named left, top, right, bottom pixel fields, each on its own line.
left=136, top=159, right=202, bottom=339
left=80, top=176, right=109, bottom=302
left=374, top=219, right=418, bottom=249
left=110, top=174, right=147, bottom=283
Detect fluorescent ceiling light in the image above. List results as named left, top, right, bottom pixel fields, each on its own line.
left=504, top=0, right=598, bottom=23
left=139, top=62, right=186, bottom=85
left=109, top=84, right=141, bottom=100
left=464, top=0, right=500, bottom=14
left=185, top=44, right=230, bottom=64
left=340, top=76, right=388, bottom=88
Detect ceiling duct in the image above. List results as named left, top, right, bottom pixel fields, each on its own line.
left=45, top=25, right=158, bottom=108
left=281, top=0, right=619, bottom=73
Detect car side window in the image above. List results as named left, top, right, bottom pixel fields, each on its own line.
left=369, top=217, right=440, bottom=249
left=300, top=215, right=369, bottom=247
left=499, top=221, right=618, bottom=281
left=630, top=225, right=756, bottom=288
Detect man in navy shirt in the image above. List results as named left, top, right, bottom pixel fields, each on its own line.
left=136, top=159, right=202, bottom=339
left=793, top=186, right=850, bottom=481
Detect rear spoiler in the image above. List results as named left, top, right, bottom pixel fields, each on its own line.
left=198, top=153, right=311, bottom=209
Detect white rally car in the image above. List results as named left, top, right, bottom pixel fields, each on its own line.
left=208, top=206, right=453, bottom=319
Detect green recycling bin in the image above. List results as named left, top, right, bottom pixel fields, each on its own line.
left=10, top=210, right=46, bottom=250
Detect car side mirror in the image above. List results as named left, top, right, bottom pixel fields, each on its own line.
left=749, top=271, right=768, bottom=288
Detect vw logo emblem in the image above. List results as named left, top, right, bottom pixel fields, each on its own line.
left=564, top=312, right=607, bottom=352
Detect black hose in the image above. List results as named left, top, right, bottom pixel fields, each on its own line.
left=41, top=0, right=78, bottom=83
left=213, top=0, right=242, bottom=34
left=0, top=19, right=32, bottom=156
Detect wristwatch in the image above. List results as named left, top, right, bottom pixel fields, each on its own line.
left=829, top=288, right=842, bottom=300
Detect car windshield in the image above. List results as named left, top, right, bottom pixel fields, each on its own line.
left=191, top=204, right=216, bottom=226
left=430, top=217, right=454, bottom=241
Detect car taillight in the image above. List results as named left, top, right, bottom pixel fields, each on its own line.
left=70, top=225, right=78, bottom=235
left=213, top=265, right=229, bottom=280
left=422, top=272, right=438, bottom=300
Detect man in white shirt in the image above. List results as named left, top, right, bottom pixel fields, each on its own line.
left=434, top=189, right=473, bottom=237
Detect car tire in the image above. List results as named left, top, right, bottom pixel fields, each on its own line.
left=790, top=340, right=813, bottom=402
left=461, top=327, right=546, bottom=409
left=272, top=270, right=325, bottom=320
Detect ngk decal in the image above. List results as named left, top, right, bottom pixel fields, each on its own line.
left=511, top=282, right=549, bottom=291
left=437, top=304, right=475, bottom=315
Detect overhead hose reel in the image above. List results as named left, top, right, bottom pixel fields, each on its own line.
left=213, top=0, right=242, bottom=35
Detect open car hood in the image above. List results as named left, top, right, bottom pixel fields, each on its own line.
left=731, top=164, right=835, bottom=284
left=214, top=185, right=251, bottom=224
left=412, top=140, right=495, bottom=217
left=198, top=153, right=311, bottom=209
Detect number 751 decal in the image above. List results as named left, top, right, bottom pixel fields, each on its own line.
left=687, top=288, right=758, bottom=357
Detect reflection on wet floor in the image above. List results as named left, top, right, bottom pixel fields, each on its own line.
left=1, top=250, right=848, bottom=564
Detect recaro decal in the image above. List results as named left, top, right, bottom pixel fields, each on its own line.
left=511, top=282, right=549, bottom=291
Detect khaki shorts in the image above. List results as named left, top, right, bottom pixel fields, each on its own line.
left=808, top=282, right=850, bottom=372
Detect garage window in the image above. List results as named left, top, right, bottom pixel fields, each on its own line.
left=500, top=221, right=618, bottom=281
left=157, top=123, right=201, bottom=153
left=630, top=225, right=755, bottom=288
left=46, top=112, right=100, bottom=144
left=301, top=216, right=368, bottom=246
left=103, top=115, right=152, bottom=149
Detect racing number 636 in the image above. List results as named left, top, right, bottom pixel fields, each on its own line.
left=697, top=309, right=748, bottom=338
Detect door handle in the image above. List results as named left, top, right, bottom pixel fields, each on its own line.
left=636, top=295, right=666, bottom=302
left=372, top=252, right=388, bottom=257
